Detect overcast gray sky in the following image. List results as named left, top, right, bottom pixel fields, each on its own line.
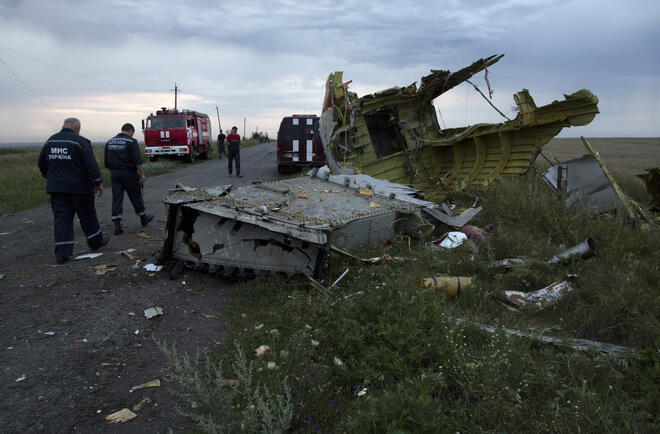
left=1, top=0, right=658, bottom=143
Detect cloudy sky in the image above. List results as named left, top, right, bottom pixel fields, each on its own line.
left=0, top=0, right=658, bottom=143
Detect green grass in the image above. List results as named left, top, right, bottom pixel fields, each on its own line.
left=163, top=170, right=660, bottom=432
left=0, top=144, right=208, bottom=215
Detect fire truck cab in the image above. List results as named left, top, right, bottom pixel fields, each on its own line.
left=276, top=114, right=325, bottom=173
left=142, top=107, right=212, bottom=163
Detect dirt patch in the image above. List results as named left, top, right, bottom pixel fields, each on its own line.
left=0, top=208, right=233, bottom=432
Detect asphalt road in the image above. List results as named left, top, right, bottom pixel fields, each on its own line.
left=0, top=142, right=282, bottom=433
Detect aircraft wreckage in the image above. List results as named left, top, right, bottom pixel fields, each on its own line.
left=160, top=55, right=601, bottom=278
left=319, top=54, right=599, bottom=198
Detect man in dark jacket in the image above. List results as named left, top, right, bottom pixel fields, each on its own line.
left=104, top=123, right=154, bottom=235
left=217, top=129, right=226, bottom=159
left=38, top=117, right=109, bottom=264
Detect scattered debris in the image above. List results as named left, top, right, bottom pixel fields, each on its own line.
left=201, top=313, right=220, bottom=320
left=73, top=338, right=88, bottom=343
left=42, top=331, right=55, bottom=336
left=136, top=233, right=151, bottom=239
left=444, top=316, right=647, bottom=359
left=105, top=408, right=137, bottom=423
left=432, top=232, right=467, bottom=249
left=130, top=379, right=161, bottom=393
left=144, top=307, right=164, bottom=319
left=143, top=264, right=162, bottom=272
left=116, top=248, right=137, bottom=255
left=94, top=264, right=116, bottom=275
left=132, top=397, right=152, bottom=412
left=255, top=345, right=271, bottom=357
left=0, top=232, right=9, bottom=236
left=0, top=274, right=5, bottom=280
left=493, top=274, right=580, bottom=312
left=320, top=56, right=598, bottom=198
left=217, top=379, right=237, bottom=387
left=74, top=253, right=103, bottom=260
left=413, top=276, right=473, bottom=296
left=15, top=374, right=26, bottom=382
left=489, top=238, right=599, bottom=271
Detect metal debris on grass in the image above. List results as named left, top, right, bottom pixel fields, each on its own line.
left=493, top=274, right=580, bottom=312
left=413, top=276, right=473, bottom=296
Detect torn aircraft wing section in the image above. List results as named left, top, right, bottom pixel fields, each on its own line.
left=319, top=54, right=599, bottom=198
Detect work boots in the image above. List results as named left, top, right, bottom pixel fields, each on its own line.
left=113, top=220, right=123, bottom=235
left=141, top=213, right=154, bottom=226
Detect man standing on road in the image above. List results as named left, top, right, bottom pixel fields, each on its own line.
left=227, top=126, right=242, bottom=177
left=217, top=129, right=226, bottom=159
left=104, top=123, right=154, bottom=235
left=38, top=117, right=109, bottom=264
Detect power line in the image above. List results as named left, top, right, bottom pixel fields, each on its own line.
left=0, top=54, right=61, bottom=118
left=0, top=42, right=161, bottom=93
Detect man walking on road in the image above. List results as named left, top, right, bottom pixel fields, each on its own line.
left=227, top=126, right=242, bottom=177
left=104, top=123, right=154, bottom=235
left=38, top=117, right=109, bottom=264
left=217, top=129, right=226, bottom=159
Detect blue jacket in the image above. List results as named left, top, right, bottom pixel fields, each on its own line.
left=104, top=132, right=143, bottom=170
left=38, top=128, right=103, bottom=195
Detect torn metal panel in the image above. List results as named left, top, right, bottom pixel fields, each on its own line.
left=319, top=55, right=599, bottom=198
left=494, top=274, right=579, bottom=312
left=445, top=316, right=647, bottom=359
left=541, top=155, right=619, bottom=214
left=161, top=175, right=434, bottom=278
left=423, top=206, right=482, bottom=228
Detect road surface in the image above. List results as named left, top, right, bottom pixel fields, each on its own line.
left=0, top=142, right=282, bottom=433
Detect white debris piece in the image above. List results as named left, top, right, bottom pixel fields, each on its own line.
left=74, top=253, right=104, bottom=260
left=144, top=307, right=164, bottom=319
left=434, top=231, right=467, bottom=249
left=143, top=264, right=162, bottom=272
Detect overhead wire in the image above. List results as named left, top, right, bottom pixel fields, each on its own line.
left=0, top=42, right=161, bottom=93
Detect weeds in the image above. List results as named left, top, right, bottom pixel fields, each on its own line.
left=166, top=169, right=660, bottom=432
left=157, top=340, right=293, bottom=433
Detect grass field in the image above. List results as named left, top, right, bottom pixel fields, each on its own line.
left=0, top=142, right=241, bottom=215
left=160, top=138, right=660, bottom=432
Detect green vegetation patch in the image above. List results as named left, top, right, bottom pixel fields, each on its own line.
left=0, top=145, right=195, bottom=215
left=163, top=172, right=660, bottom=432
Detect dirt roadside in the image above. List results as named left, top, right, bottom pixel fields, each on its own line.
left=0, top=143, right=279, bottom=433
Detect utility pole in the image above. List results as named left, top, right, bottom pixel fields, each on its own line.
left=215, top=105, right=221, bottom=131
left=243, top=117, right=246, bottom=140
left=171, top=82, right=179, bottom=110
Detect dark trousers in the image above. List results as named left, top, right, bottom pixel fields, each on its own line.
left=218, top=142, right=226, bottom=158
left=228, top=145, right=240, bottom=175
left=111, top=169, right=145, bottom=221
left=50, top=193, right=103, bottom=259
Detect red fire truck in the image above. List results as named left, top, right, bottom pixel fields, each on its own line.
left=142, top=107, right=212, bottom=163
left=276, top=114, right=326, bottom=173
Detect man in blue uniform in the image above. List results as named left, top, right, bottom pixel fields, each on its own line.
left=38, top=118, right=109, bottom=264
left=104, top=123, right=154, bottom=235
